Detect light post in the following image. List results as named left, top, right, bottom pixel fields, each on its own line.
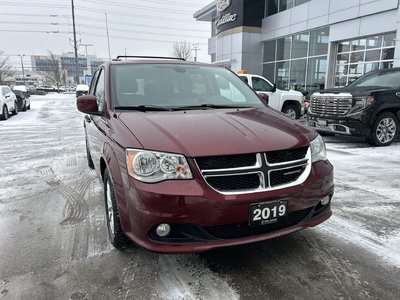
left=81, top=43, right=93, bottom=75
left=18, top=54, right=26, bottom=85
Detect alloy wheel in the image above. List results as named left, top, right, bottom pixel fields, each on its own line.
left=106, top=181, right=115, bottom=236
left=376, top=117, right=396, bottom=144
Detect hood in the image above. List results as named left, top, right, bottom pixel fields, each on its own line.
left=317, top=86, right=394, bottom=97
left=117, top=107, right=316, bottom=157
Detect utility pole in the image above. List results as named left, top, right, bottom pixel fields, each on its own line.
left=105, top=13, right=111, bottom=61
left=191, top=43, right=201, bottom=62
left=18, top=54, right=26, bottom=85
left=71, top=0, right=79, bottom=84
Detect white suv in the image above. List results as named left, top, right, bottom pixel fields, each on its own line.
left=0, top=85, right=18, bottom=120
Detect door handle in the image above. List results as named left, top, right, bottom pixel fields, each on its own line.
left=84, top=115, right=91, bottom=123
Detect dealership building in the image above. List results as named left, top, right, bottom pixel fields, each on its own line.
left=194, top=0, right=400, bottom=95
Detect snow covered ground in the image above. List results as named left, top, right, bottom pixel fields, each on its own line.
left=0, top=94, right=399, bottom=299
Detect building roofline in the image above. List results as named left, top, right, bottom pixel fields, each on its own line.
left=193, top=1, right=216, bottom=22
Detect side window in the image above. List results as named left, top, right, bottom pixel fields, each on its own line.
left=89, top=70, right=100, bottom=95
left=4, top=87, right=11, bottom=94
left=94, top=69, right=105, bottom=112
left=252, top=77, right=273, bottom=92
left=239, top=76, right=248, bottom=84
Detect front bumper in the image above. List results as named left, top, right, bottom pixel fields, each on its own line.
left=118, top=160, right=334, bottom=253
left=307, top=113, right=370, bottom=136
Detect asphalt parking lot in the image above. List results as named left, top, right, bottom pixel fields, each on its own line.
left=0, top=94, right=399, bottom=300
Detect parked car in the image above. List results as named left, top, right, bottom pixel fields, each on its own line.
left=12, top=85, right=31, bottom=110
left=77, top=56, right=334, bottom=253
left=76, top=84, right=89, bottom=98
left=308, top=67, right=400, bottom=146
left=36, top=85, right=59, bottom=94
left=238, top=72, right=305, bottom=119
left=0, top=85, right=18, bottom=120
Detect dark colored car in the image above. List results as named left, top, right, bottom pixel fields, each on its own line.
left=77, top=57, right=334, bottom=253
left=12, top=89, right=30, bottom=111
left=308, top=68, right=400, bottom=146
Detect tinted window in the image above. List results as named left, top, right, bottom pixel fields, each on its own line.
left=94, top=70, right=105, bottom=112
left=348, top=70, right=400, bottom=88
left=252, top=77, right=273, bottom=92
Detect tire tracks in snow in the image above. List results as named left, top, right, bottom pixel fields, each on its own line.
left=39, top=166, right=93, bottom=226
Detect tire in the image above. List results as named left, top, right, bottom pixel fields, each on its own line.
left=0, top=105, right=8, bottom=120
left=86, top=139, right=95, bottom=169
left=282, top=104, right=300, bottom=119
left=27, top=104, right=31, bottom=110
left=104, top=169, right=130, bottom=249
left=22, top=102, right=27, bottom=112
left=367, top=112, right=398, bottom=146
left=12, top=102, right=18, bottom=115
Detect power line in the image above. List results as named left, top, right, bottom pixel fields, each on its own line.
left=0, top=13, right=209, bottom=33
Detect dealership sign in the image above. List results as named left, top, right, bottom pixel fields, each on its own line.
left=216, top=0, right=238, bottom=30
left=217, top=0, right=231, bottom=11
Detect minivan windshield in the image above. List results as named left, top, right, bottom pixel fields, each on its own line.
left=347, top=69, right=400, bottom=88
left=110, top=63, right=263, bottom=109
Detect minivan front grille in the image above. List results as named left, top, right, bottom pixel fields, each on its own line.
left=310, top=93, right=352, bottom=116
left=196, top=153, right=256, bottom=170
left=195, top=147, right=310, bottom=194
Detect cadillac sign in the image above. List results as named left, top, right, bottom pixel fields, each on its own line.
left=217, top=0, right=231, bottom=12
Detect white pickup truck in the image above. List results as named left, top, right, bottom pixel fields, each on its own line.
left=238, top=73, right=304, bottom=119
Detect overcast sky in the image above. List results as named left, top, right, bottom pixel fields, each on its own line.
left=0, top=0, right=213, bottom=70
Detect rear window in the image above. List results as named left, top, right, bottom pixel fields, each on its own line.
left=110, top=64, right=262, bottom=108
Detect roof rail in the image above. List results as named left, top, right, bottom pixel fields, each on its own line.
left=115, top=56, right=185, bottom=61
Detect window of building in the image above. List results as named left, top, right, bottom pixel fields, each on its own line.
left=262, top=26, right=329, bottom=95
left=276, top=36, right=291, bottom=60
left=334, top=32, right=396, bottom=87
left=265, top=0, right=310, bottom=17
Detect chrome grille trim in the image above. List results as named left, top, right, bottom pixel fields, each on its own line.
left=195, top=148, right=312, bottom=195
left=310, top=92, right=352, bottom=116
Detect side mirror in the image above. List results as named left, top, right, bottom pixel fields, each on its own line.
left=271, top=83, right=277, bottom=93
left=258, top=92, right=269, bottom=104
left=77, top=95, right=98, bottom=114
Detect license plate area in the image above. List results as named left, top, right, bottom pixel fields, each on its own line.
left=317, top=119, right=328, bottom=126
left=249, top=200, right=288, bottom=227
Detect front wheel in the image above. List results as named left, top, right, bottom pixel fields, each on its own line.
left=282, top=104, right=300, bottom=119
left=104, top=169, right=130, bottom=249
left=12, top=102, right=18, bottom=115
left=368, top=112, right=398, bottom=146
left=0, top=105, right=8, bottom=120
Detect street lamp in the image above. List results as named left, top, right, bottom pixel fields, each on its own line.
left=81, top=43, right=93, bottom=75
left=18, top=54, right=26, bottom=86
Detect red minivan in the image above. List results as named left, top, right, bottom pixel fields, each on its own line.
left=77, top=57, right=334, bottom=253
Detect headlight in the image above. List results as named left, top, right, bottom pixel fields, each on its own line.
left=126, top=149, right=193, bottom=183
left=310, top=135, right=327, bottom=163
left=350, top=96, right=374, bottom=113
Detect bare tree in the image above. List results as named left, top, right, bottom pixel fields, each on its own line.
left=0, top=51, right=15, bottom=84
left=39, top=51, right=64, bottom=91
left=171, top=41, right=192, bottom=61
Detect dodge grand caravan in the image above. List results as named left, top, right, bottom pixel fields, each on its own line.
left=77, top=56, right=334, bottom=253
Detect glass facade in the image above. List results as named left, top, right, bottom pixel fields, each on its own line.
left=334, top=32, right=396, bottom=87
left=262, top=27, right=329, bottom=96
left=265, top=0, right=310, bottom=17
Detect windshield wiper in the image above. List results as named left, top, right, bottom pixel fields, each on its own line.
left=172, top=104, right=253, bottom=110
left=114, top=105, right=172, bottom=111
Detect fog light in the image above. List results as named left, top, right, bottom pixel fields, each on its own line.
left=156, top=224, right=171, bottom=237
left=320, top=195, right=330, bottom=206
